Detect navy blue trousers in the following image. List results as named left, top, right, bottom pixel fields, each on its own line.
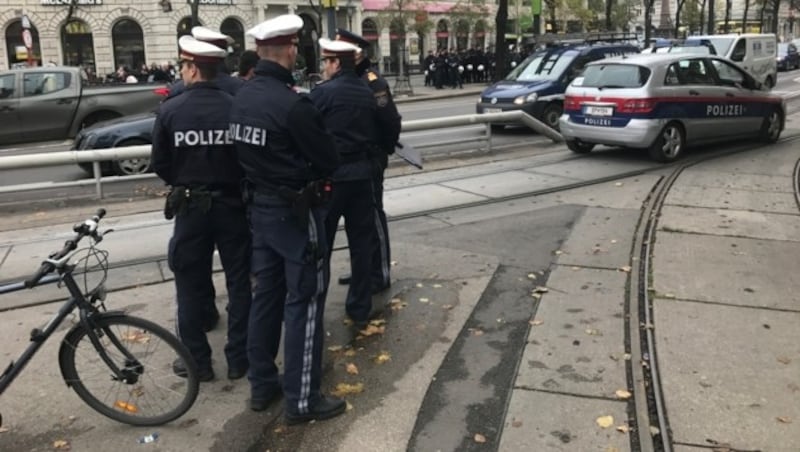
left=247, top=193, right=328, bottom=415
left=324, top=178, right=376, bottom=322
left=168, top=198, right=251, bottom=371
left=371, top=163, right=391, bottom=290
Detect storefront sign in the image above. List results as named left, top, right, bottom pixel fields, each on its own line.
left=41, top=0, right=104, bottom=5
left=186, top=0, right=235, bottom=4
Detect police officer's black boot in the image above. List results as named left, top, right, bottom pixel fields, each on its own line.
left=172, top=358, right=215, bottom=382
left=285, top=396, right=346, bottom=425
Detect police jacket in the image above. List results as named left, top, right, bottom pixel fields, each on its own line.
left=230, top=59, right=339, bottom=191
left=354, top=60, right=402, bottom=157
left=151, top=82, right=242, bottom=189
left=309, top=68, right=382, bottom=181
left=166, top=68, right=244, bottom=100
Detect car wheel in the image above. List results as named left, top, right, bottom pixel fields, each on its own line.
left=81, top=111, right=121, bottom=130
left=764, top=75, right=775, bottom=89
left=566, top=139, right=594, bottom=154
left=541, top=103, right=563, bottom=130
left=759, top=108, right=783, bottom=143
left=111, top=139, right=151, bottom=176
left=648, top=122, right=685, bottom=163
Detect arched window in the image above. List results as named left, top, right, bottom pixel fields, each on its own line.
left=361, top=18, right=379, bottom=62
left=474, top=20, right=486, bottom=50
left=112, top=19, right=145, bottom=74
left=61, top=19, right=95, bottom=73
left=5, top=19, right=41, bottom=68
left=389, top=17, right=406, bottom=74
left=456, top=20, right=469, bottom=51
left=221, top=17, right=244, bottom=72
left=436, top=20, right=449, bottom=51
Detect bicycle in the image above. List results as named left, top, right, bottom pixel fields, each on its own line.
left=0, top=209, right=199, bottom=427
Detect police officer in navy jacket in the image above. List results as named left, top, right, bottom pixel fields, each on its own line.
left=231, top=15, right=345, bottom=423
left=334, top=29, right=402, bottom=294
left=166, top=26, right=244, bottom=100
left=310, top=38, right=384, bottom=331
left=151, top=36, right=251, bottom=383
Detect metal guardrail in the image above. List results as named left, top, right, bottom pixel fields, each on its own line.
left=0, top=111, right=563, bottom=199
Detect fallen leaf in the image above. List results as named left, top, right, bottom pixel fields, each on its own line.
left=777, top=416, right=792, bottom=424
left=529, top=319, right=544, bottom=326
left=375, top=351, right=391, bottom=364
left=554, top=250, right=563, bottom=255
left=342, top=318, right=354, bottom=326
left=53, top=440, right=70, bottom=450
left=618, top=266, right=632, bottom=273
left=468, top=328, right=484, bottom=337
left=327, top=345, right=343, bottom=352
left=473, top=433, right=487, bottom=443
left=344, top=349, right=357, bottom=357
left=389, top=299, right=408, bottom=311
left=511, top=419, right=523, bottom=428
left=533, top=286, right=549, bottom=294
left=369, top=318, right=386, bottom=327
left=596, top=415, right=614, bottom=428
left=611, top=239, right=618, bottom=244
left=0, top=427, right=8, bottom=433
left=571, top=266, right=580, bottom=271
left=615, top=389, right=632, bottom=399
left=415, top=283, right=424, bottom=288
left=331, top=382, right=364, bottom=397
left=359, top=324, right=385, bottom=337
left=346, top=401, right=354, bottom=411
left=432, top=284, right=443, bottom=288
left=419, top=297, right=429, bottom=303
left=531, top=293, right=542, bottom=300
left=442, top=304, right=454, bottom=310
left=585, top=328, right=601, bottom=336
left=623, top=353, right=632, bottom=361
left=273, top=425, right=287, bottom=434
left=390, top=260, right=397, bottom=266
left=615, top=182, right=623, bottom=187
left=346, top=363, right=359, bottom=375
left=649, top=426, right=660, bottom=435
left=777, top=356, right=791, bottom=365
left=527, top=273, right=537, bottom=280
left=616, top=425, right=630, bottom=433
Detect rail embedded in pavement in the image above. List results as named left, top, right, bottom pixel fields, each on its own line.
left=0, top=111, right=563, bottom=199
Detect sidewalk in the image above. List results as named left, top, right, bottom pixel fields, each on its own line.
left=1, top=123, right=799, bottom=450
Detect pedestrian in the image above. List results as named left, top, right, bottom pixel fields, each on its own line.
left=236, top=50, right=259, bottom=80
left=334, top=29, right=401, bottom=295
left=308, top=37, right=388, bottom=333
left=230, top=14, right=345, bottom=422
left=150, top=36, right=252, bottom=383
left=166, top=26, right=244, bottom=100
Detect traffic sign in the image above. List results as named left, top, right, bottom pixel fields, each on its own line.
left=22, top=29, right=33, bottom=49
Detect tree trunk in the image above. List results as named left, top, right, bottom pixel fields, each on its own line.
left=644, top=0, right=655, bottom=47
left=699, top=0, right=707, bottom=33
left=708, top=0, right=715, bottom=34
left=723, top=0, right=731, bottom=32
left=742, top=0, right=750, bottom=33
left=675, top=0, right=686, bottom=38
left=759, top=4, right=766, bottom=32
left=605, top=0, right=615, bottom=30
left=494, top=0, right=508, bottom=82
left=770, top=0, right=781, bottom=34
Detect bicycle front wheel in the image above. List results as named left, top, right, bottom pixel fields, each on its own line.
left=59, top=314, right=200, bottom=426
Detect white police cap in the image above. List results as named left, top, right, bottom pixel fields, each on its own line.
left=247, top=14, right=303, bottom=46
left=191, top=26, right=234, bottom=49
left=179, top=35, right=227, bottom=63
left=319, top=38, right=360, bottom=57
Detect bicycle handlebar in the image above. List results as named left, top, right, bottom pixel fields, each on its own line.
left=24, top=209, right=107, bottom=289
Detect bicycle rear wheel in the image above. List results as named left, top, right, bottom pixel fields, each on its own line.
left=59, top=314, right=200, bottom=426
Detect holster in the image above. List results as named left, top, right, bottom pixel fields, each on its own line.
left=163, top=186, right=212, bottom=220
left=276, top=179, right=332, bottom=231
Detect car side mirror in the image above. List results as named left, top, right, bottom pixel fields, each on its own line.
left=731, top=52, right=744, bottom=62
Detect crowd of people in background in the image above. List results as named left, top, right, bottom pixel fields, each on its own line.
left=421, top=47, right=531, bottom=89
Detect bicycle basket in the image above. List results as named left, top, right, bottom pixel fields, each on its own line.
left=71, top=243, right=109, bottom=298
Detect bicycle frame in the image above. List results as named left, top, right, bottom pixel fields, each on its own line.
left=0, top=266, right=131, bottom=396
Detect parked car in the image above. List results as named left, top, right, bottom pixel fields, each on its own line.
left=73, top=112, right=156, bottom=176
left=559, top=53, right=784, bottom=162
left=776, top=43, right=800, bottom=71
left=0, top=66, right=167, bottom=145
left=476, top=41, right=640, bottom=130
left=685, top=34, right=778, bottom=88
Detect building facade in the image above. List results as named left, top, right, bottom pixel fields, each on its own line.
left=2, top=0, right=497, bottom=76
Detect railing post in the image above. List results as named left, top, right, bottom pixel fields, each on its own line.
left=92, top=161, right=103, bottom=199
left=485, top=122, right=493, bottom=153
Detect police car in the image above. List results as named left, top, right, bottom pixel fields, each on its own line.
left=476, top=41, right=640, bottom=130
left=559, top=53, right=785, bottom=162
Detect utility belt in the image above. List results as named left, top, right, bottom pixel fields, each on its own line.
left=339, top=151, right=369, bottom=165
left=245, top=179, right=332, bottom=230
left=163, top=185, right=240, bottom=220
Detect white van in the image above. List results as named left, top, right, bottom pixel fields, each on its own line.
left=685, top=34, right=777, bottom=88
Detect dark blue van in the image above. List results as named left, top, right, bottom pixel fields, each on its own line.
left=476, top=43, right=640, bottom=130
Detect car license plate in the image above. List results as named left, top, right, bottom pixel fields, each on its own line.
left=484, top=108, right=502, bottom=113
left=584, top=106, right=613, bottom=116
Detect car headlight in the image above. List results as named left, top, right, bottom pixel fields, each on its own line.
left=514, top=93, right=538, bottom=105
